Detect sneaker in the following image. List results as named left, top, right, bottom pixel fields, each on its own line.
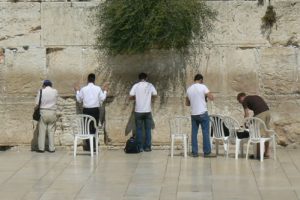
left=204, top=153, right=217, bottom=158
left=144, top=147, right=152, bottom=152
left=36, top=150, right=45, bottom=153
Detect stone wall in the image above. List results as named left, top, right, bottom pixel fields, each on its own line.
left=0, top=0, right=299, bottom=146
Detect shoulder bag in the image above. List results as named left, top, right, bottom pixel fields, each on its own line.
left=33, top=89, right=42, bottom=121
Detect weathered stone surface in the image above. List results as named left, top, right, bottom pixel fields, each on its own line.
left=1, top=47, right=46, bottom=95
left=269, top=1, right=300, bottom=46
left=259, top=47, right=300, bottom=95
left=0, top=3, right=41, bottom=47
left=0, top=97, right=35, bottom=145
left=46, top=47, right=99, bottom=96
left=207, top=1, right=269, bottom=46
left=41, top=2, right=98, bottom=46
left=191, top=47, right=260, bottom=95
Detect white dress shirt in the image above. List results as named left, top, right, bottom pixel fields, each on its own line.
left=129, top=81, right=157, bottom=113
left=76, top=83, right=107, bottom=108
left=186, top=83, right=209, bottom=115
left=36, top=86, right=58, bottom=110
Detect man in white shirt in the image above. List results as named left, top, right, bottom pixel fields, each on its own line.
left=129, top=73, right=157, bottom=152
left=74, top=73, right=108, bottom=151
left=35, top=80, right=58, bottom=153
left=186, top=74, right=215, bottom=157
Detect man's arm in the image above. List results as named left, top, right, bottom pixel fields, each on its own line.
left=74, top=83, right=82, bottom=103
left=129, top=85, right=136, bottom=101
left=244, top=108, right=250, bottom=118
left=206, top=92, right=214, bottom=101
left=151, top=85, right=158, bottom=102
left=185, top=97, right=190, bottom=106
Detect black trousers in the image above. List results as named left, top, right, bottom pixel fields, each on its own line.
left=83, top=107, right=100, bottom=150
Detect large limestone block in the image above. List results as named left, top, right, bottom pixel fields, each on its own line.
left=46, top=47, right=98, bottom=96
left=191, top=47, right=259, bottom=95
left=2, top=47, right=46, bottom=95
left=0, top=3, right=41, bottom=47
left=207, top=1, right=269, bottom=46
left=260, top=47, right=300, bottom=95
left=273, top=117, right=300, bottom=146
left=269, top=1, right=300, bottom=46
left=42, top=2, right=98, bottom=46
left=0, top=98, right=35, bottom=145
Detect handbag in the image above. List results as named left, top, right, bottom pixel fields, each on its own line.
left=33, top=89, right=42, bottom=121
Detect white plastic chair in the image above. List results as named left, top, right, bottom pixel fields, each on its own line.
left=169, top=116, right=190, bottom=158
left=244, top=117, right=277, bottom=162
left=210, top=114, right=230, bottom=157
left=70, top=114, right=100, bottom=157
left=223, top=116, right=248, bottom=159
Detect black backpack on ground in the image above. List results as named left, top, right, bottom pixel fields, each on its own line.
left=124, top=137, right=140, bottom=153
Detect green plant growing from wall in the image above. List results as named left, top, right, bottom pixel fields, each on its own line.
left=261, top=5, right=277, bottom=39
left=95, top=0, right=217, bottom=55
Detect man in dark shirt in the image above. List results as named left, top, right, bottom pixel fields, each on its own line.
left=237, top=92, right=271, bottom=158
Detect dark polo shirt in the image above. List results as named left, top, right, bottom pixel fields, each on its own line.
left=243, top=95, right=269, bottom=116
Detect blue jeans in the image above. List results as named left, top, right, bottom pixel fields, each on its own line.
left=191, top=112, right=211, bottom=155
left=135, top=112, right=152, bottom=150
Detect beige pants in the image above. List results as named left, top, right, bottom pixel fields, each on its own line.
left=255, top=110, right=271, bottom=137
left=39, top=110, right=56, bottom=151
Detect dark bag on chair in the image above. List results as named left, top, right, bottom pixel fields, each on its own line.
left=33, top=89, right=42, bottom=121
left=124, top=137, right=140, bottom=153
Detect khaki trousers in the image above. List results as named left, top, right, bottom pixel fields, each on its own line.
left=255, top=110, right=271, bottom=137
left=39, top=110, right=56, bottom=151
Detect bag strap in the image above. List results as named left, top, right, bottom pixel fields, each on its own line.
left=38, top=89, right=42, bottom=108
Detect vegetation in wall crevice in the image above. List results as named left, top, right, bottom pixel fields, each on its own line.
left=95, top=0, right=217, bottom=55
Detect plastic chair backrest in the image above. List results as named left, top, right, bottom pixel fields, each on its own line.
left=244, top=117, right=267, bottom=139
left=210, top=114, right=225, bottom=138
left=70, top=114, right=98, bottom=136
left=169, top=116, right=190, bottom=135
left=223, top=116, right=240, bottom=138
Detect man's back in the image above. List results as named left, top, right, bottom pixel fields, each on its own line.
left=77, top=83, right=106, bottom=108
left=39, top=86, right=57, bottom=109
left=130, top=81, right=157, bottom=113
left=243, top=95, right=269, bottom=116
left=187, top=83, right=209, bottom=115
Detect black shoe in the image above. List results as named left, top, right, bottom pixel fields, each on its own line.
left=36, top=150, right=45, bottom=153
left=204, top=153, right=217, bottom=158
left=48, top=150, right=55, bottom=153
left=144, top=147, right=152, bottom=152
left=249, top=154, right=259, bottom=160
left=191, top=153, right=199, bottom=157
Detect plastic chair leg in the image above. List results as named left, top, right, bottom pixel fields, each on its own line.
left=73, top=137, right=77, bottom=157
left=216, top=140, right=219, bottom=155
left=246, top=140, right=251, bottom=160
left=240, top=140, right=244, bottom=157
left=95, top=135, right=99, bottom=156
left=90, top=137, right=94, bottom=157
left=260, top=141, right=264, bottom=162
left=171, top=135, right=174, bottom=157
left=273, top=136, right=276, bottom=160
left=210, top=138, right=214, bottom=153
left=225, top=140, right=229, bottom=158
left=235, top=139, right=240, bottom=159
left=183, top=136, right=187, bottom=158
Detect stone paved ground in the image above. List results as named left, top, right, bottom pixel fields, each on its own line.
left=0, top=147, right=299, bottom=200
